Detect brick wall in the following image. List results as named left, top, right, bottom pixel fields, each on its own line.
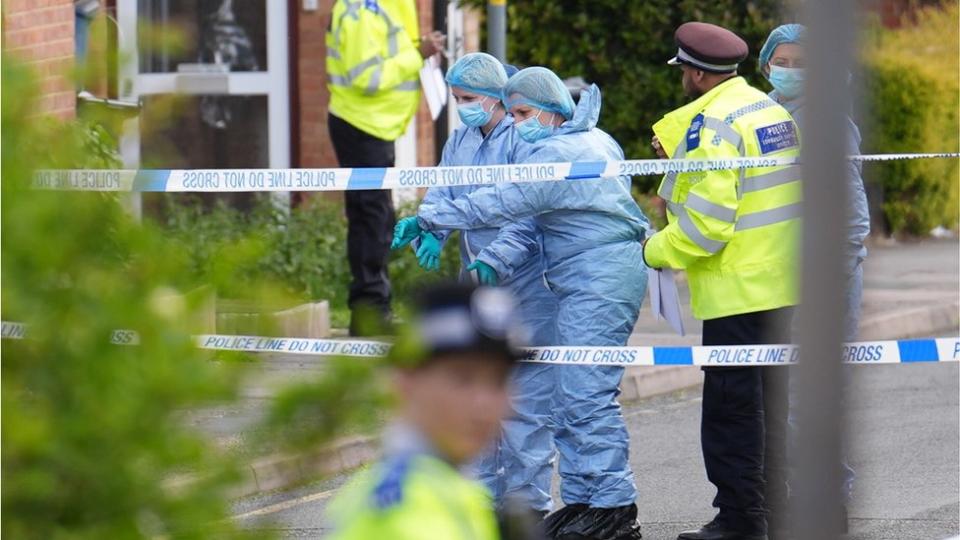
left=2, top=0, right=76, bottom=119
left=413, top=0, right=435, bottom=169
left=293, top=0, right=437, bottom=205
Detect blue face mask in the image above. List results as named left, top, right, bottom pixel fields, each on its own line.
left=769, top=65, right=805, bottom=100
left=515, top=110, right=555, bottom=143
left=457, top=97, right=493, bottom=128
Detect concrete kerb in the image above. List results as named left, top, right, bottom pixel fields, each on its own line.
left=231, top=302, right=959, bottom=498
left=858, top=301, right=960, bottom=341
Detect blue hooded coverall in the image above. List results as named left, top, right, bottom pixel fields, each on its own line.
left=760, top=23, right=871, bottom=503
left=417, top=84, right=650, bottom=510
left=423, top=113, right=561, bottom=502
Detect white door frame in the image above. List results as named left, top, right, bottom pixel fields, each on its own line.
left=117, top=0, right=290, bottom=205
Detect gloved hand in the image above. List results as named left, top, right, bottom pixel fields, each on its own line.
left=416, top=232, right=443, bottom=271
left=391, top=216, right=422, bottom=249
left=467, top=260, right=498, bottom=285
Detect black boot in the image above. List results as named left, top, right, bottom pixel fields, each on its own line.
left=677, top=518, right=767, bottom=540
left=544, top=503, right=642, bottom=540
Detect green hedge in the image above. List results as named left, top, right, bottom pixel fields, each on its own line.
left=465, top=0, right=783, bottom=192
left=861, top=3, right=959, bottom=234
left=158, top=197, right=462, bottom=325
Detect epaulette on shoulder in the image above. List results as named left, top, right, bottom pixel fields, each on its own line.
left=371, top=456, right=412, bottom=510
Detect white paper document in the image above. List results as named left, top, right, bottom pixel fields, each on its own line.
left=419, top=55, right=448, bottom=120
left=647, top=267, right=686, bottom=336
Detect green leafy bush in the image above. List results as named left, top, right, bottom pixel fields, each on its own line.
left=861, top=3, right=959, bottom=234
left=158, top=198, right=462, bottom=326
left=1, top=57, right=264, bottom=539
left=0, top=55, right=382, bottom=537
left=465, top=0, right=783, bottom=192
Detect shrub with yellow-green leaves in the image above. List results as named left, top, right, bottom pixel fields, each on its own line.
left=861, top=2, right=959, bottom=235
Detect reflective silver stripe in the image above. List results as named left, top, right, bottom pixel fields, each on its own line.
left=701, top=116, right=742, bottom=148
left=659, top=172, right=676, bottom=199
left=741, top=166, right=801, bottom=193
left=669, top=202, right=727, bottom=254
left=735, top=202, right=803, bottom=231
left=386, top=26, right=399, bottom=57
left=684, top=192, right=737, bottom=222
left=332, top=1, right=402, bottom=67
left=326, top=48, right=341, bottom=60
left=343, top=0, right=361, bottom=20
left=365, top=66, right=382, bottom=95
left=658, top=139, right=687, bottom=200
left=378, top=7, right=400, bottom=56
left=332, top=1, right=362, bottom=48
left=347, top=55, right=382, bottom=81
left=737, top=164, right=746, bottom=200
left=725, top=99, right=778, bottom=124
left=330, top=71, right=418, bottom=92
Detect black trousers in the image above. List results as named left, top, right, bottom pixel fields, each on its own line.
left=700, top=307, right=794, bottom=536
left=328, top=113, right=396, bottom=321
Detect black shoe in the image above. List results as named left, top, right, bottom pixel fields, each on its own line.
left=677, top=520, right=766, bottom=540
left=544, top=503, right=642, bottom=540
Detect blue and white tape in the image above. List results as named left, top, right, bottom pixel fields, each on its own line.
left=31, top=153, right=960, bottom=193
left=4, top=322, right=957, bottom=367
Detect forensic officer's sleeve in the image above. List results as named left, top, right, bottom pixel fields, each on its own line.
left=416, top=180, right=555, bottom=231
left=844, top=118, right=870, bottom=273
left=418, top=137, right=463, bottom=244
left=475, top=219, right=540, bottom=281
left=643, top=144, right=740, bottom=270
left=416, top=144, right=583, bottom=231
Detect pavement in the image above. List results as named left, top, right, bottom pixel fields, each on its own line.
left=182, top=238, right=958, bottom=531
left=230, top=361, right=960, bottom=539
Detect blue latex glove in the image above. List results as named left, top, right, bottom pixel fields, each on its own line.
left=391, top=216, right=422, bottom=249
left=467, top=260, right=498, bottom=285
left=416, top=232, right=443, bottom=271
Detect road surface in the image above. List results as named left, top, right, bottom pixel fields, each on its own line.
left=232, top=359, right=960, bottom=539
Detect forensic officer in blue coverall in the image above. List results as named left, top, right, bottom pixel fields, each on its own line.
left=759, top=24, right=871, bottom=534
left=394, top=66, right=649, bottom=540
left=401, top=52, right=560, bottom=507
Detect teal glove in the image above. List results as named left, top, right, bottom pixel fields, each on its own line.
left=391, top=216, right=422, bottom=249
left=467, top=260, right=498, bottom=285
left=416, top=232, right=443, bottom=271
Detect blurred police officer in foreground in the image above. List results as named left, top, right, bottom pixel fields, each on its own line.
left=325, top=0, right=445, bottom=336
left=325, top=282, right=540, bottom=540
left=644, top=22, right=802, bottom=540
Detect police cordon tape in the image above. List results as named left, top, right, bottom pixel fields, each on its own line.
left=3, top=322, right=957, bottom=367
left=31, top=152, right=960, bottom=193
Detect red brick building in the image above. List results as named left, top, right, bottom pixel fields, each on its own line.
left=1, top=0, right=481, bottom=207
left=2, top=0, right=77, bottom=119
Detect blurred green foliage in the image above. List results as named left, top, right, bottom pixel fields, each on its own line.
left=0, top=54, right=382, bottom=537
left=157, top=198, right=462, bottom=326
left=1, top=56, right=263, bottom=539
left=464, top=0, right=784, bottom=192
left=861, top=2, right=959, bottom=234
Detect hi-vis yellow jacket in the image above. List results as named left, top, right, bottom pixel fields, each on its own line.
left=325, top=453, right=500, bottom=540
left=326, top=0, right=422, bottom=141
left=644, top=77, right=802, bottom=320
